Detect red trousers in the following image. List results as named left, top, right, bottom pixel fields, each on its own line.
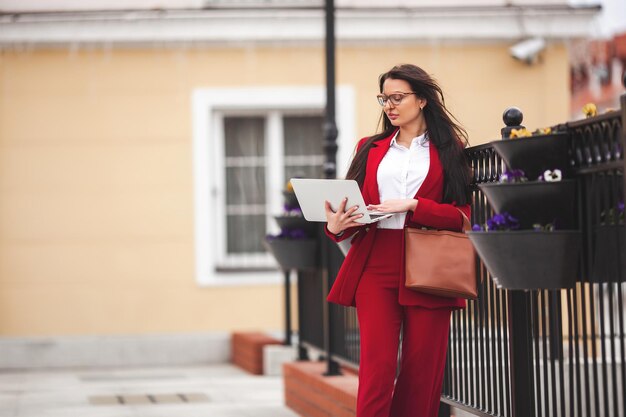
left=354, top=229, right=452, bottom=417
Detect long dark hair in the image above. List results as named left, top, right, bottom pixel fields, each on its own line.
left=345, top=64, right=472, bottom=205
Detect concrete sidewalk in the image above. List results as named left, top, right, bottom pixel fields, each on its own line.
left=0, top=364, right=298, bottom=417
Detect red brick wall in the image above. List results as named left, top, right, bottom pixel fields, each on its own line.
left=283, top=362, right=357, bottom=417
left=231, top=332, right=281, bottom=375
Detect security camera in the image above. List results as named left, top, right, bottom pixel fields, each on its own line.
left=509, top=38, right=546, bottom=64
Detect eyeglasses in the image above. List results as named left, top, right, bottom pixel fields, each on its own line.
left=376, top=92, right=415, bottom=107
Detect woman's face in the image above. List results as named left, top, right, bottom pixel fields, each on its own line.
left=381, top=78, right=426, bottom=130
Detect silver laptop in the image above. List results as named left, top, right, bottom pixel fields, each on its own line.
left=290, top=178, right=396, bottom=224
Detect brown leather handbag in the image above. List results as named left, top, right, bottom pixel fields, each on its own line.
left=404, top=209, right=478, bottom=299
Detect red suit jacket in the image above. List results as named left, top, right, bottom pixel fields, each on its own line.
left=326, top=130, right=470, bottom=309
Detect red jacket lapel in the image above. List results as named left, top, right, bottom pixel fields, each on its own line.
left=363, top=130, right=396, bottom=205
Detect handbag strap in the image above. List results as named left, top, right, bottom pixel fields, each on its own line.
left=456, top=208, right=471, bottom=232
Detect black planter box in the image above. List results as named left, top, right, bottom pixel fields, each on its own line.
left=274, top=214, right=317, bottom=236
left=591, top=225, right=626, bottom=283
left=478, top=180, right=577, bottom=229
left=467, top=230, right=582, bottom=290
left=264, top=238, right=318, bottom=270
left=491, top=133, right=570, bottom=180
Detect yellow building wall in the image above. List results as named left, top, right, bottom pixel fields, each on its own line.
left=0, top=43, right=569, bottom=336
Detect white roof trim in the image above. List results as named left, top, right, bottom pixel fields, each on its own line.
left=0, top=7, right=600, bottom=46
left=0, top=0, right=602, bottom=13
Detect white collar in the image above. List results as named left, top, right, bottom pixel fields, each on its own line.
left=390, top=131, right=428, bottom=148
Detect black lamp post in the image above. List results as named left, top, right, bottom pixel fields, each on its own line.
left=321, top=0, right=341, bottom=376
left=323, top=0, right=338, bottom=180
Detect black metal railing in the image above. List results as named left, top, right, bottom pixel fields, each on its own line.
left=296, top=268, right=325, bottom=360
left=295, top=90, right=625, bottom=417
left=442, top=105, right=625, bottom=417
left=441, top=143, right=513, bottom=417
left=296, top=229, right=360, bottom=368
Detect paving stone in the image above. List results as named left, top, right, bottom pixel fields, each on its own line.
left=120, top=395, right=151, bottom=405
left=2, top=364, right=298, bottom=417
left=150, top=393, right=184, bottom=403
left=88, top=395, right=121, bottom=406
left=180, top=392, right=210, bottom=402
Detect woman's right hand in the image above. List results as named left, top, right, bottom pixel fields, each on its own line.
left=325, top=198, right=364, bottom=235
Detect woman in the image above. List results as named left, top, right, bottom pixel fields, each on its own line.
left=324, top=64, right=472, bottom=417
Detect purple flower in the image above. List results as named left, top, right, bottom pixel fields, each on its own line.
left=504, top=212, right=520, bottom=229
left=283, top=204, right=302, bottom=213
left=472, top=224, right=482, bottom=231
left=266, top=228, right=309, bottom=240
left=492, top=213, right=506, bottom=226
left=477, top=211, right=520, bottom=231
left=500, top=169, right=527, bottom=183
left=618, top=201, right=624, bottom=214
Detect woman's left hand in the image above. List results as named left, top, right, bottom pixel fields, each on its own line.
left=367, top=198, right=418, bottom=213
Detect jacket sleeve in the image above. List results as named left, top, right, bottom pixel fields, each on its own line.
left=324, top=224, right=364, bottom=242
left=409, top=198, right=471, bottom=232
left=324, top=136, right=370, bottom=242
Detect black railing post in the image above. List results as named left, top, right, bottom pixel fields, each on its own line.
left=500, top=107, right=536, bottom=417
left=508, top=292, right=536, bottom=417
left=438, top=402, right=451, bottom=417
left=621, top=73, right=626, bottom=254
left=501, top=107, right=525, bottom=140
left=322, top=0, right=340, bottom=376
left=284, top=270, right=292, bottom=346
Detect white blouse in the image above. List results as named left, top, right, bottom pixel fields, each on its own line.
left=376, top=131, right=430, bottom=229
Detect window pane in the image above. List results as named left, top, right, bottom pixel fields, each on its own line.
left=225, top=166, right=266, bottom=205
left=227, top=214, right=266, bottom=253
left=224, top=116, right=267, bottom=256
left=285, top=165, right=323, bottom=182
left=224, top=117, right=265, bottom=157
left=283, top=116, right=324, bottom=156
left=283, top=115, right=324, bottom=182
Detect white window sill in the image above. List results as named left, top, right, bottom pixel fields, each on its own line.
left=197, top=269, right=296, bottom=287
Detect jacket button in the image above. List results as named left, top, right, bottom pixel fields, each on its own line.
left=365, top=227, right=370, bottom=232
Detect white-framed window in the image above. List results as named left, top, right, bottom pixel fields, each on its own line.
left=216, top=111, right=325, bottom=268
left=192, top=86, right=355, bottom=286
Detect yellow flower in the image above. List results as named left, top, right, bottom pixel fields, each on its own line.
left=286, top=181, right=294, bottom=192
left=533, top=127, right=552, bottom=135
left=582, top=103, right=597, bottom=118
left=510, top=128, right=531, bottom=139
